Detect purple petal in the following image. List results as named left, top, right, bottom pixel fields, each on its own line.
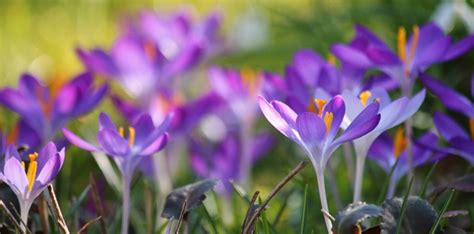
left=433, top=112, right=469, bottom=141
left=413, top=37, right=451, bottom=69
left=140, top=133, right=168, bottom=156
left=376, top=97, right=408, bottom=130
left=62, top=129, right=100, bottom=152
left=111, top=96, right=143, bottom=123
left=76, top=48, right=118, bottom=75
left=323, top=95, right=345, bottom=141
left=449, top=137, right=474, bottom=163
left=97, top=129, right=130, bottom=156
left=296, top=112, right=326, bottom=146
left=368, top=133, right=394, bottom=172
left=250, top=132, right=274, bottom=162
left=270, top=100, right=298, bottom=128
left=391, top=89, right=426, bottom=127
left=331, top=44, right=374, bottom=68
left=36, top=142, right=58, bottom=172
left=443, top=34, right=474, bottom=61
left=420, top=74, right=474, bottom=117
left=35, top=148, right=64, bottom=186
left=3, top=146, right=28, bottom=195
left=258, top=96, right=297, bottom=140
left=335, top=102, right=380, bottom=144
left=99, top=112, right=117, bottom=130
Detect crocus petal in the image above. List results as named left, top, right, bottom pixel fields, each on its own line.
left=250, top=132, right=274, bottom=162
left=258, top=96, right=297, bottom=140
left=323, top=95, right=345, bottom=142
left=390, top=89, right=426, bottom=127
left=97, top=129, right=130, bottom=156
left=335, top=102, right=381, bottom=145
left=413, top=37, right=451, bottom=69
left=270, top=100, right=298, bottom=128
left=443, top=34, right=474, bottom=61
left=140, top=133, right=168, bottom=156
left=420, top=74, right=474, bottom=117
left=99, top=112, right=117, bottom=130
left=449, top=137, right=474, bottom=164
left=3, top=147, right=28, bottom=196
left=132, top=114, right=156, bottom=144
left=376, top=97, right=408, bottom=130
left=36, top=142, right=58, bottom=172
left=62, top=128, right=100, bottom=152
left=296, top=112, right=326, bottom=147
left=433, top=112, right=469, bottom=141
left=35, top=148, right=64, bottom=186
left=368, top=133, right=394, bottom=172
left=331, top=44, right=374, bottom=68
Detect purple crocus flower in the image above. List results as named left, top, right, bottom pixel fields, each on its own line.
left=430, top=112, right=474, bottom=164
left=258, top=95, right=380, bottom=232
left=78, top=10, right=221, bottom=100
left=62, top=112, right=169, bottom=234
left=341, top=88, right=425, bottom=202
left=189, top=131, right=273, bottom=197
left=0, top=72, right=108, bottom=144
left=332, top=23, right=474, bottom=95
left=0, top=143, right=64, bottom=230
left=368, top=131, right=443, bottom=198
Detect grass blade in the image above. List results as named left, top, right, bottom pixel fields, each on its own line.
left=395, top=176, right=414, bottom=234
left=377, top=157, right=400, bottom=203
left=429, top=189, right=455, bottom=234
left=300, top=184, right=308, bottom=234
left=419, top=161, right=438, bottom=198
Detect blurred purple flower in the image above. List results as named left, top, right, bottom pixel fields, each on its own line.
left=258, top=95, right=380, bottom=232
left=62, top=112, right=169, bottom=234
left=0, top=73, right=108, bottom=143
left=78, top=10, right=222, bottom=100
left=368, top=131, right=443, bottom=198
left=332, top=23, right=474, bottom=94
left=341, top=88, right=425, bottom=201
left=0, top=143, right=64, bottom=229
left=189, top=131, right=273, bottom=196
left=420, top=74, right=474, bottom=118
left=430, top=112, right=474, bottom=164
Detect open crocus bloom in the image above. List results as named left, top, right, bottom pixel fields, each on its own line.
left=62, top=112, right=169, bottom=177
left=258, top=95, right=380, bottom=233
left=0, top=73, right=108, bottom=142
left=1, top=143, right=64, bottom=226
left=332, top=23, right=474, bottom=94
left=368, top=130, right=444, bottom=198
left=341, top=88, right=425, bottom=201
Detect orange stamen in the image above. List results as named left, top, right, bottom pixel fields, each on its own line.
left=408, top=25, right=420, bottom=63
left=314, top=99, right=327, bottom=117
left=469, top=118, right=474, bottom=140
left=324, top=112, right=333, bottom=134
left=397, top=26, right=407, bottom=64
left=393, top=128, right=407, bottom=158
left=359, top=91, right=372, bottom=107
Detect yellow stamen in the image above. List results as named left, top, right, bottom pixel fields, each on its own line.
left=359, top=91, right=372, bottom=107
left=118, top=127, right=124, bottom=138
left=408, top=25, right=420, bottom=63
left=314, top=99, right=327, bottom=116
left=21, top=161, right=25, bottom=170
left=393, top=128, right=407, bottom=158
left=327, top=54, right=337, bottom=66
left=469, top=118, right=474, bottom=140
left=26, top=153, right=38, bottom=192
left=323, top=112, right=333, bottom=134
left=128, top=127, right=135, bottom=146
left=397, top=26, right=407, bottom=64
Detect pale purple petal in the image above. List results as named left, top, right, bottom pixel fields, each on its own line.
left=62, top=128, right=100, bottom=152
left=390, top=89, right=426, bottom=127
left=331, top=44, right=374, bottom=68
left=99, top=112, right=117, bottom=130
left=97, top=129, right=130, bottom=156
left=139, top=133, right=168, bottom=156
left=296, top=112, right=326, bottom=146
left=335, top=102, right=380, bottom=145
left=258, top=96, right=297, bottom=140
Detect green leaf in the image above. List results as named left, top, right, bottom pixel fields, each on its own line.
left=65, top=185, right=91, bottom=219
left=300, top=184, right=308, bottom=234
left=429, top=189, right=455, bottom=234
left=381, top=196, right=437, bottom=234
left=333, top=202, right=383, bottom=234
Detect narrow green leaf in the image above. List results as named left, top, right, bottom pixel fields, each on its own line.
left=65, top=185, right=91, bottom=219
left=259, top=197, right=271, bottom=234
left=395, top=176, right=414, bottom=234
left=157, top=219, right=169, bottom=233
left=202, top=205, right=219, bottom=234
left=378, top=158, right=401, bottom=203
left=300, top=184, right=308, bottom=234
left=429, top=189, right=455, bottom=234
left=420, top=161, right=438, bottom=198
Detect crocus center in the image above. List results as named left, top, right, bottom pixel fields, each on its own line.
left=119, top=127, right=136, bottom=146
left=469, top=118, right=474, bottom=140
left=144, top=40, right=158, bottom=60
left=324, top=112, right=333, bottom=134
left=397, top=25, right=420, bottom=76
left=21, top=152, right=38, bottom=192
left=393, top=128, right=407, bottom=158
left=308, top=98, right=327, bottom=117
left=359, top=91, right=372, bottom=107
left=241, top=68, right=262, bottom=96
left=327, top=54, right=337, bottom=66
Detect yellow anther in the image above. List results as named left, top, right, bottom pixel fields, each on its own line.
left=469, top=118, right=474, bottom=140
left=21, top=161, right=25, bottom=170
left=314, top=99, right=327, bottom=116
left=408, top=25, right=420, bottom=63
left=327, top=54, right=337, bottom=66
left=393, top=128, right=407, bottom=158
left=323, top=112, right=333, bottom=134
left=359, top=91, right=372, bottom=107
left=26, top=152, right=38, bottom=192
left=397, top=26, right=407, bottom=63
left=118, top=127, right=124, bottom=138
left=128, top=127, right=135, bottom=146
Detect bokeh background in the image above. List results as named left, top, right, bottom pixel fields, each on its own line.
left=1, top=0, right=474, bottom=233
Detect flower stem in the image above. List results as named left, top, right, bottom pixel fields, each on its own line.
left=20, top=201, right=32, bottom=233
left=353, top=147, right=368, bottom=203
left=121, top=176, right=131, bottom=234
left=315, top=169, right=332, bottom=233
left=386, top=175, right=398, bottom=199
